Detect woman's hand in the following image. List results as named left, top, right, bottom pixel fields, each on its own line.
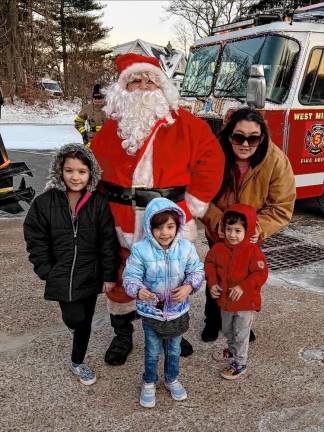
left=102, top=282, right=116, bottom=293
left=138, top=287, right=155, bottom=301
left=229, top=285, right=243, bottom=301
left=171, top=284, right=192, bottom=303
left=218, top=221, right=225, bottom=238
left=250, top=226, right=261, bottom=243
left=210, top=284, right=222, bottom=299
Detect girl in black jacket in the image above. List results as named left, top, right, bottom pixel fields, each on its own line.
left=24, top=143, right=120, bottom=385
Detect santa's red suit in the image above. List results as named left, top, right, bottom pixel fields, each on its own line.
left=91, top=52, right=224, bottom=365
left=92, top=108, right=224, bottom=303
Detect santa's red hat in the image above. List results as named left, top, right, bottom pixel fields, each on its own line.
left=115, top=53, right=166, bottom=89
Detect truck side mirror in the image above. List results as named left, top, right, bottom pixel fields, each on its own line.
left=246, top=65, right=266, bottom=109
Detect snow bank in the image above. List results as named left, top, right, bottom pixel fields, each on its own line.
left=1, top=98, right=82, bottom=124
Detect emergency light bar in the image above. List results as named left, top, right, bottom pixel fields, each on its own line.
left=212, top=14, right=282, bottom=35
left=212, top=3, right=324, bottom=35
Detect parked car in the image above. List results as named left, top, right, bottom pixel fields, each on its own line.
left=40, top=78, right=63, bottom=97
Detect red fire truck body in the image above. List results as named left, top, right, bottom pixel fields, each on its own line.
left=181, top=10, right=324, bottom=203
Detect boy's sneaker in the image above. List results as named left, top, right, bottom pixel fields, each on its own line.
left=223, top=348, right=234, bottom=363
left=140, top=382, right=156, bottom=408
left=164, top=379, right=187, bottom=401
left=221, top=361, right=247, bottom=380
left=70, top=362, right=97, bottom=385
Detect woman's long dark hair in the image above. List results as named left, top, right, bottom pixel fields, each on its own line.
left=214, top=107, right=270, bottom=201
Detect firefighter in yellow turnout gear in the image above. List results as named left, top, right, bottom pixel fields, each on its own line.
left=74, top=84, right=107, bottom=147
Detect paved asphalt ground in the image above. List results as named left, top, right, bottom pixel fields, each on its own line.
left=0, top=150, right=323, bottom=431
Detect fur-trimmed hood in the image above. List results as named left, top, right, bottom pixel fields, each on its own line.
left=45, top=143, right=102, bottom=192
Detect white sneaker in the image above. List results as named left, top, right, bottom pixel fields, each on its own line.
left=140, top=382, right=156, bottom=408
left=164, top=379, right=187, bottom=401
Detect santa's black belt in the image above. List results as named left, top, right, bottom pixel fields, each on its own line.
left=103, top=182, right=186, bottom=207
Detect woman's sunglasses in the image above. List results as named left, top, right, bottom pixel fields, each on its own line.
left=230, top=133, right=263, bottom=147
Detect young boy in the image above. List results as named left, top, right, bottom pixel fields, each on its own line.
left=204, top=203, right=268, bottom=380
left=123, top=197, right=204, bottom=408
left=24, top=144, right=120, bottom=385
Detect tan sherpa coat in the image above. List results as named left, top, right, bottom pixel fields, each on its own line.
left=202, top=141, right=296, bottom=242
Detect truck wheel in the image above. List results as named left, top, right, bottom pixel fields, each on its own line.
left=317, top=195, right=324, bottom=216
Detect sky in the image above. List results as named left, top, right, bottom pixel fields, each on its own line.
left=99, top=1, right=178, bottom=48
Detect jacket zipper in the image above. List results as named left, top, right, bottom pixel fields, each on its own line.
left=65, top=193, right=79, bottom=302
left=69, top=217, right=78, bottom=302
left=163, top=249, right=169, bottom=320
left=226, top=249, right=235, bottom=309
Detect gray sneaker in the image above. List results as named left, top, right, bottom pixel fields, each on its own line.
left=164, top=379, right=187, bottom=401
left=70, top=362, right=97, bottom=385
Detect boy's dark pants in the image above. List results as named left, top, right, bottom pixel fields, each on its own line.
left=202, top=285, right=222, bottom=340
left=59, top=294, right=97, bottom=364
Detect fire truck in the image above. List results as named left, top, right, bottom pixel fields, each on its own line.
left=181, top=3, right=324, bottom=211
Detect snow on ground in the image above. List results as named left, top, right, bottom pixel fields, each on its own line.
left=269, top=260, right=324, bottom=295
left=299, top=347, right=324, bottom=363
left=259, top=403, right=324, bottom=432
left=1, top=124, right=82, bottom=149
left=1, top=98, right=81, bottom=124
left=0, top=99, right=83, bottom=149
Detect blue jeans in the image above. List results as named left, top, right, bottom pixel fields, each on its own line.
left=142, top=319, right=182, bottom=384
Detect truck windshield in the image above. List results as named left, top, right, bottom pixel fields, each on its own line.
left=214, top=35, right=299, bottom=103
left=181, top=45, right=220, bottom=97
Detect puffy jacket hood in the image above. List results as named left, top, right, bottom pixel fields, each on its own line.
left=144, top=197, right=186, bottom=249
left=45, top=143, right=102, bottom=192
left=222, top=203, right=256, bottom=248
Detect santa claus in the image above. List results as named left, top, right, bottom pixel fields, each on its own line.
left=91, top=53, right=224, bottom=366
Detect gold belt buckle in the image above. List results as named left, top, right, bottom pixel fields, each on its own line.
left=131, top=184, right=147, bottom=209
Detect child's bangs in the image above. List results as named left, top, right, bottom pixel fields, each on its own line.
left=150, top=210, right=180, bottom=230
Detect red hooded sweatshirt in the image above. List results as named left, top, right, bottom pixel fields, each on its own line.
left=204, top=203, right=268, bottom=312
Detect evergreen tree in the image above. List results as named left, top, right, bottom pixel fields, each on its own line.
left=41, top=0, right=111, bottom=96
left=0, top=0, right=112, bottom=99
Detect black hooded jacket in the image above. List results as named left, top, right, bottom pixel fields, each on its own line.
left=24, top=144, right=120, bottom=302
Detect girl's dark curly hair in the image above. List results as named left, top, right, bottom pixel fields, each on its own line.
left=215, top=107, right=270, bottom=201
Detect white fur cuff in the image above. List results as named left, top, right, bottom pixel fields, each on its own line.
left=107, top=299, right=136, bottom=316
left=185, top=192, right=209, bottom=218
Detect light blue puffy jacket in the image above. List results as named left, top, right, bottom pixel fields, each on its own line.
left=123, top=198, right=204, bottom=321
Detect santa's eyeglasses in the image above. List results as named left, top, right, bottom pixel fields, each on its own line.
left=230, top=133, right=263, bottom=147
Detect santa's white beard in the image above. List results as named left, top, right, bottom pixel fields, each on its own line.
left=104, top=84, right=174, bottom=155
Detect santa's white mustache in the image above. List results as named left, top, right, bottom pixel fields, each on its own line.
left=104, top=85, right=174, bottom=155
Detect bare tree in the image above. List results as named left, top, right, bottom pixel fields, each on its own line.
left=172, top=19, right=196, bottom=57
left=0, top=1, right=27, bottom=99
left=165, top=0, right=254, bottom=39
left=247, top=0, right=320, bottom=14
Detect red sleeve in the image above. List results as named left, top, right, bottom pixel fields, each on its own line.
left=204, top=245, right=220, bottom=287
left=239, top=246, right=268, bottom=292
left=91, top=119, right=108, bottom=155
left=187, top=116, right=225, bottom=208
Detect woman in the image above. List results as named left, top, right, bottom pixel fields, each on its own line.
left=201, top=107, right=296, bottom=342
